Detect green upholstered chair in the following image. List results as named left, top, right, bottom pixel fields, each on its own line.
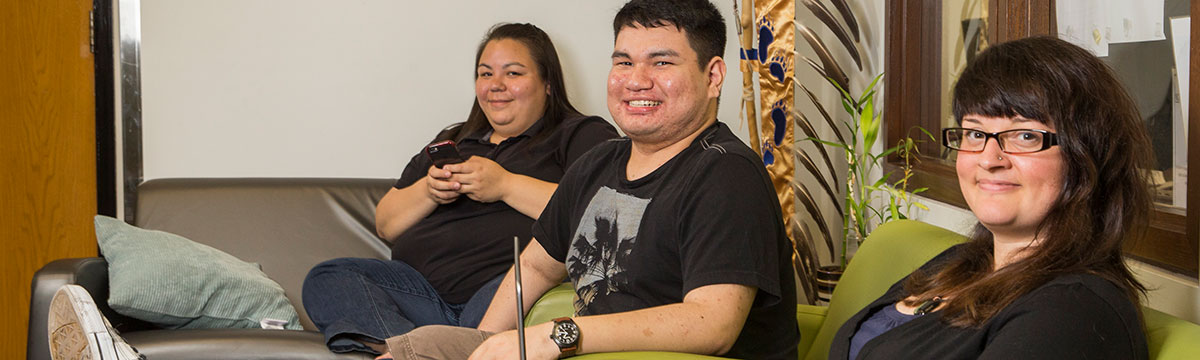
left=798, top=219, right=967, bottom=360
left=796, top=220, right=1200, bottom=360
left=522, top=220, right=1200, bottom=359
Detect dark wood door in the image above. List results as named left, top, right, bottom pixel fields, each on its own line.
left=0, top=0, right=99, bottom=358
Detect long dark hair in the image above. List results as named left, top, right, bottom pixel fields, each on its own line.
left=902, top=36, right=1152, bottom=327
left=437, top=23, right=582, bottom=143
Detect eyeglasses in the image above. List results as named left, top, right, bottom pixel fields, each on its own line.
left=942, top=128, right=1061, bottom=154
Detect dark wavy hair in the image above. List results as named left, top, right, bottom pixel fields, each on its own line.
left=612, top=0, right=726, bottom=68
left=902, top=36, right=1152, bottom=327
left=438, top=23, right=582, bottom=143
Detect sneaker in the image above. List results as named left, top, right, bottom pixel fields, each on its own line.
left=48, top=284, right=145, bottom=360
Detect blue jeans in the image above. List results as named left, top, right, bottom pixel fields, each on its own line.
left=301, top=258, right=503, bottom=355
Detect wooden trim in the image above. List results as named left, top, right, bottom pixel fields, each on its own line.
left=1183, top=0, right=1200, bottom=276
left=992, top=0, right=1054, bottom=39
left=884, top=160, right=965, bottom=208
left=1126, top=211, right=1192, bottom=275
left=885, top=0, right=943, bottom=160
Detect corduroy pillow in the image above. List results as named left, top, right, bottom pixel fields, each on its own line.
left=94, top=215, right=301, bottom=330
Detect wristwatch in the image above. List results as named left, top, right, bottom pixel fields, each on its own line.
left=549, top=317, right=580, bottom=358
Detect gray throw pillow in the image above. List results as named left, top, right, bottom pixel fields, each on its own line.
left=94, top=215, right=301, bottom=330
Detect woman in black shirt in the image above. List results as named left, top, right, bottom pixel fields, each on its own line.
left=832, top=36, right=1151, bottom=359
left=301, top=23, right=617, bottom=356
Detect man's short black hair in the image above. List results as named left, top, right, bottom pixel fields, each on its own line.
left=613, top=0, right=726, bottom=68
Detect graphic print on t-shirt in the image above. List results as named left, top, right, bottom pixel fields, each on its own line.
left=566, top=186, right=651, bottom=314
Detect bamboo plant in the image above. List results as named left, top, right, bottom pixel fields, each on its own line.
left=806, top=74, right=933, bottom=267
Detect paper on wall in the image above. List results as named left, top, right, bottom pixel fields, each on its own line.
left=1170, top=16, right=1189, bottom=208
left=1056, top=0, right=1109, bottom=56
left=1106, top=0, right=1166, bottom=44
left=1170, top=16, right=1190, bottom=135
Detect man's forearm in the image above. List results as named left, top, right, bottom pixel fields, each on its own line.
left=476, top=240, right=567, bottom=333
left=550, top=284, right=755, bottom=356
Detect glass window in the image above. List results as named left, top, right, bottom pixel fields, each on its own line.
left=1099, top=0, right=1190, bottom=214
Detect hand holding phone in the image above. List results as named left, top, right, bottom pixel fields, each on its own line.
left=425, top=140, right=465, bottom=168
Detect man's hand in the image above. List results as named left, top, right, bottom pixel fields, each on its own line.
left=468, top=323, right=559, bottom=360
left=444, top=156, right=512, bottom=203
left=424, top=165, right=461, bottom=204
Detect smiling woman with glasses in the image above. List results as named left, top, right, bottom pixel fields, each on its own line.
left=830, top=36, right=1154, bottom=359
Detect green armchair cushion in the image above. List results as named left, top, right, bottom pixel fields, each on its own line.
left=802, top=220, right=966, bottom=360
left=1144, top=307, right=1200, bottom=359
left=798, top=219, right=1200, bottom=360
left=523, top=283, right=575, bottom=327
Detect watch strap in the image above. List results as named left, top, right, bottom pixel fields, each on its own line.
left=551, top=317, right=579, bottom=358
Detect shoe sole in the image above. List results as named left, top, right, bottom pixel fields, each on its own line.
left=48, top=285, right=119, bottom=360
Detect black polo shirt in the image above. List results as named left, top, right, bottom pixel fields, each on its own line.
left=390, top=114, right=618, bottom=303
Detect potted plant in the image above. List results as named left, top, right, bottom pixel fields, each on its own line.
left=799, top=75, right=932, bottom=302
left=734, top=0, right=930, bottom=304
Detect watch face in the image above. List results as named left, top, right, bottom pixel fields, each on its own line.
left=553, top=322, right=579, bottom=345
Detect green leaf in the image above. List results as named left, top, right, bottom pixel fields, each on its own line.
left=872, top=176, right=888, bottom=188
left=861, top=100, right=878, bottom=151
left=914, top=203, right=930, bottom=211
left=889, top=200, right=901, bottom=221
left=912, top=187, right=929, bottom=193
left=913, top=126, right=936, bottom=141
left=841, top=121, right=857, bottom=138
left=865, top=73, right=884, bottom=93
left=807, top=138, right=850, bottom=150
left=858, top=90, right=876, bottom=106
left=829, top=77, right=854, bottom=103
left=868, top=206, right=885, bottom=219
left=874, top=146, right=900, bottom=160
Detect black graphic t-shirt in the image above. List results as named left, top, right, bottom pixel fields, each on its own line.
left=534, top=122, right=799, bottom=359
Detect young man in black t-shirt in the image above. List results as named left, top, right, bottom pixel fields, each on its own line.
left=384, top=0, right=799, bottom=358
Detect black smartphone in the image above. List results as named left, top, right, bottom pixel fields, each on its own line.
left=425, top=140, right=465, bottom=168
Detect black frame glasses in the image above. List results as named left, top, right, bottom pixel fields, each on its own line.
left=942, top=127, right=1061, bottom=154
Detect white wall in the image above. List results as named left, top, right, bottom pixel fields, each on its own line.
left=138, top=0, right=748, bottom=179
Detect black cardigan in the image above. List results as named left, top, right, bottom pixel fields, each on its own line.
left=829, top=245, right=1148, bottom=360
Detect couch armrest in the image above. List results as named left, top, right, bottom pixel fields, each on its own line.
left=1145, top=307, right=1200, bottom=359
left=29, top=258, right=108, bottom=360
left=122, top=329, right=371, bottom=360
left=796, top=304, right=828, bottom=358
left=28, top=258, right=159, bottom=360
